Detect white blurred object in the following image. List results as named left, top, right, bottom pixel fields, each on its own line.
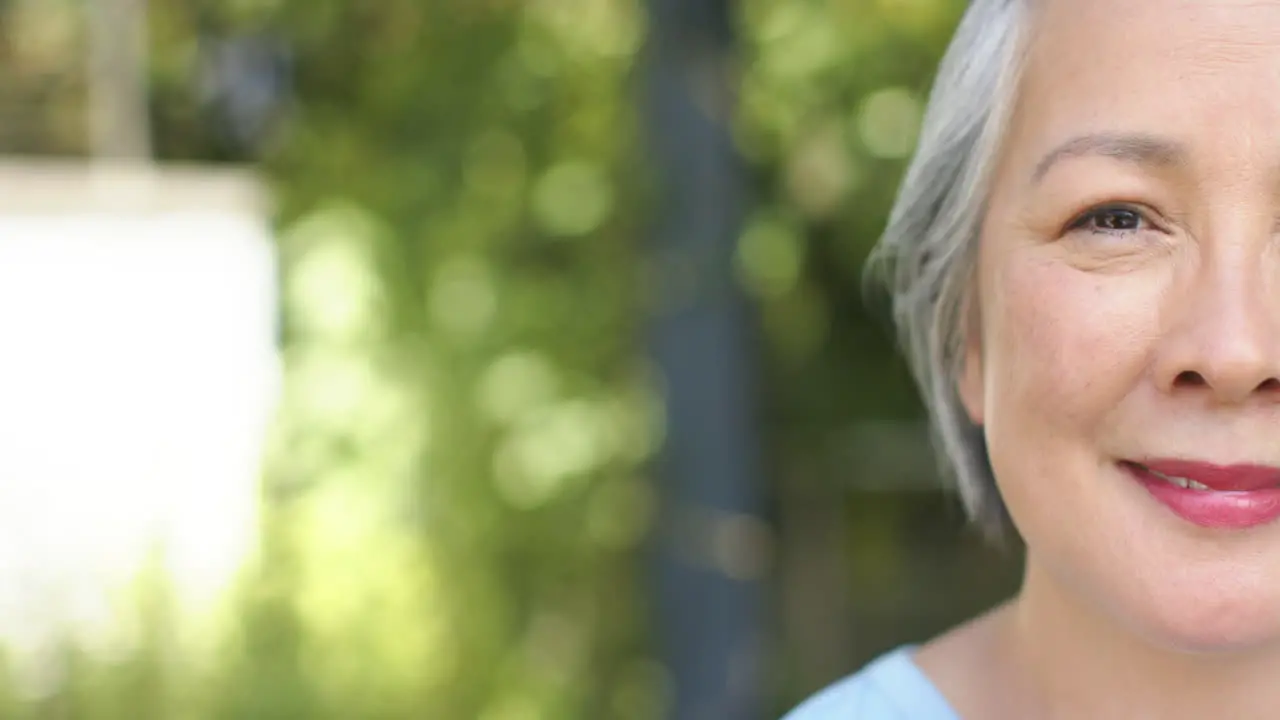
left=0, top=161, right=277, bottom=689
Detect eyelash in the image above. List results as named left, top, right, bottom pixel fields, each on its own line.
left=1064, top=203, right=1159, bottom=236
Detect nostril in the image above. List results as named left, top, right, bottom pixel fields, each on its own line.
left=1174, top=370, right=1207, bottom=388
left=1171, top=372, right=1280, bottom=393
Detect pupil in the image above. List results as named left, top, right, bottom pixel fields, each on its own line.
left=1099, top=209, right=1138, bottom=230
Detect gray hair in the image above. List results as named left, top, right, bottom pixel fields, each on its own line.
left=865, top=0, right=1030, bottom=537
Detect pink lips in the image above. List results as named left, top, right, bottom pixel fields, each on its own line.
left=1123, top=459, right=1280, bottom=529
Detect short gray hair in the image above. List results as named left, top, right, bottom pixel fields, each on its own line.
left=865, top=0, right=1030, bottom=537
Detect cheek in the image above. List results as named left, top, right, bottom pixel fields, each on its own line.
left=981, top=255, right=1161, bottom=436
left=979, top=254, right=1168, bottom=579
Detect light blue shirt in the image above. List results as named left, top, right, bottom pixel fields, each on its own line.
left=781, top=646, right=961, bottom=720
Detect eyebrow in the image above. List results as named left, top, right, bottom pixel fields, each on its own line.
left=1031, top=132, right=1188, bottom=184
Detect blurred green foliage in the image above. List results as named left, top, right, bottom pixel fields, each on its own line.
left=232, top=1, right=659, bottom=718
left=0, top=0, right=1025, bottom=718
left=737, top=0, right=965, bottom=419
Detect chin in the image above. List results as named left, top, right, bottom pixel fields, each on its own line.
left=1146, top=615, right=1278, bottom=656
left=1079, top=466, right=1280, bottom=656
left=1122, top=571, right=1280, bottom=655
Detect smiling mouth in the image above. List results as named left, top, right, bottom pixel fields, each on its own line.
left=1139, top=465, right=1213, bottom=490
left=1120, top=459, right=1280, bottom=529
left=1121, top=459, right=1280, bottom=493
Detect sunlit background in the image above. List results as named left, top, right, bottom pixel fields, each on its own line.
left=0, top=0, right=1022, bottom=718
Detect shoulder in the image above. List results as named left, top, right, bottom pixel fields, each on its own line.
left=780, top=646, right=960, bottom=720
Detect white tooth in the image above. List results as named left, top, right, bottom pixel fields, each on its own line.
left=1150, top=468, right=1187, bottom=488
left=1144, top=467, right=1198, bottom=489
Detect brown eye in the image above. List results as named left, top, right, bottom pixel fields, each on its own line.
left=1068, top=205, right=1148, bottom=234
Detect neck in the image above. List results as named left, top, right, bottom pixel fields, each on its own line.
left=1004, top=560, right=1280, bottom=719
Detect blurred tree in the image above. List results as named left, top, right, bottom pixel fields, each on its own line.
left=244, top=1, right=658, bottom=717
left=2, top=0, right=659, bottom=717
left=252, top=0, right=657, bottom=718
left=0, top=0, right=1027, bottom=718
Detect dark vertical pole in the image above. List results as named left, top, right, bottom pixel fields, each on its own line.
left=641, top=1, right=766, bottom=718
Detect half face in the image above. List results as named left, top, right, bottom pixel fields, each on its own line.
left=967, top=0, right=1280, bottom=652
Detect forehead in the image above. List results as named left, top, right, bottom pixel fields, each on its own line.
left=1008, top=0, right=1280, bottom=166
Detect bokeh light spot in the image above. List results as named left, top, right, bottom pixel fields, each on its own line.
left=532, top=161, right=614, bottom=238
left=282, top=202, right=388, bottom=343
left=476, top=349, right=560, bottom=426
left=493, top=400, right=612, bottom=509
left=735, top=214, right=804, bottom=300
left=785, top=122, right=856, bottom=218
left=856, top=87, right=923, bottom=159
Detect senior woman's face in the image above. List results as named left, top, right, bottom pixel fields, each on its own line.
left=967, top=0, right=1280, bottom=652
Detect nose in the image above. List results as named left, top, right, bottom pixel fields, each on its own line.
left=1154, top=254, right=1280, bottom=404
